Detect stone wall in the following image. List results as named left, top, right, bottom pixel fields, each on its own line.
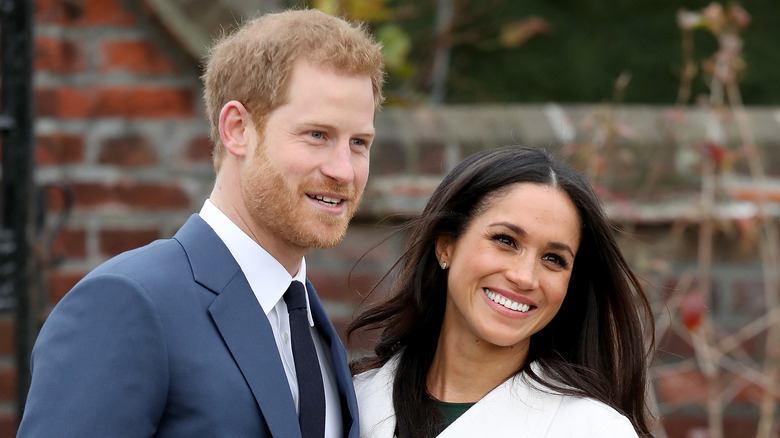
left=1, top=0, right=779, bottom=437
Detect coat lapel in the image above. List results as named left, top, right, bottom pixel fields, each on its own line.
left=353, top=356, right=399, bottom=438
left=354, top=356, right=563, bottom=438
left=306, top=280, right=360, bottom=438
left=439, top=364, right=562, bottom=437
left=175, top=215, right=300, bottom=438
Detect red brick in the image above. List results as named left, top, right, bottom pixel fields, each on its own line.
left=35, top=0, right=135, bottom=26
left=36, top=133, right=84, bottom=165
left=82, top=0, right=136, bottom=26
left=372, top=138, right=406, bottom=175
left=47, top=269, right=87, bottom=303
left=0, top=318, right=13, bottom=356
left=98, top=135, right=157, bottom=166
left=44, top=182, right=80, bottom=213
left=35, top=0, right=73, bottom=24
left=36, top=87, right=96, bottom=118
left=100, top=39, right=177, bottom=74
left=115, top=181, right=191, bottom=210
left=341, top=317, right=381, bottom=355
left=0, top=411, right=17, bottom=438
left=307, top=272, right=381, bottom=303
left=35, top=37, right=86, bottom=73
left=322, top=225, right=395, bottom=263
left=660, top=414, right=765, bottom=438
left=36, top=87, right=196, bottom=119
left=66, top=181, right=190, bottom=210
left=418, top=140, right=446, bottom=174
left=99, top=229, right=160, bottom=257
left=34, top=88, right=60, bottom=118
left=52, top=228, right=87, bottom=260
left=0, top=366, right=15, bottom=402
left=100, top=87, right=195, bottom=118
left=64, top=182, right=112, bottom=209
left=186, top=136, right=213, bottom=163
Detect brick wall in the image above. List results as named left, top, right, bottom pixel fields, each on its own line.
left=1, top=0, right=779, bottom=437
left=32, top=0, right=211, bottom=316
left=1, top=1, right=210, bottom=435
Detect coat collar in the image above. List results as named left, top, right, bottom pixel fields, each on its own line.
left=173, top=214, right=241, bottom=295
left=354, top=355, right=563, bottom=438
left=438, top=364, right=562, bottom=437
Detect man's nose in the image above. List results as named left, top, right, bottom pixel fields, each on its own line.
left=320, top=141, right=355, bottom=184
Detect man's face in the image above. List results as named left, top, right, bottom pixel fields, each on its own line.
left=241, top=60, right=376, bottom=254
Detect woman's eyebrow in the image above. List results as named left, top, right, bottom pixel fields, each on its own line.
left=488, top=221, right=575, bottom=256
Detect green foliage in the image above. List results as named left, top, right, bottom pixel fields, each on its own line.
left=380, top=0, right=780, bottom=104
left=300, top=0, right=779, bottom=104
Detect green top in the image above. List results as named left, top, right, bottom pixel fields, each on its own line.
left=435, top=399, right=476, bottom=430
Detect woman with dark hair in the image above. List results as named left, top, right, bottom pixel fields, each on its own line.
left=349, top=145, right=655, bottom=437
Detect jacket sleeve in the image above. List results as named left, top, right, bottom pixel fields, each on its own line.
left=18, top=273, right=169, bottom=437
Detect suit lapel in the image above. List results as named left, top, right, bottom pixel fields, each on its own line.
left=306, top=280, right=360, bottom=438
left=175, top=215, right=300, bottom=438
left=209, top=277, right=300, bottom=438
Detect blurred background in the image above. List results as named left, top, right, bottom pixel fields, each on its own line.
left=1, top=0, right=779, bottom=437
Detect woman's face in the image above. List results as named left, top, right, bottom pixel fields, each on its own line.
left=436, top=182, right=581, bottom=354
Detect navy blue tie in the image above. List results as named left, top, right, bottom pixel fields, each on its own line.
left=284, top=281, right=326, bottom=437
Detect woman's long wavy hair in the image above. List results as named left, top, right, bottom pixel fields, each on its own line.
left=348, top=145, right=655, bottom=437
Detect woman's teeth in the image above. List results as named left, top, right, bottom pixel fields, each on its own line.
left=484, top=288, right=531, bottom=312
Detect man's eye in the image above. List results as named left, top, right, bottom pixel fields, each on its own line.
left=350, top=138, right=365, bottom=147
left=310, top=131, right=323, bottom=139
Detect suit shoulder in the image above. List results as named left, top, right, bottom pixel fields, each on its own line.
left=65, top=237, right=195, bottom=305
left=92, top=237, right=187, bottom=276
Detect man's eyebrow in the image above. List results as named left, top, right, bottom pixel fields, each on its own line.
left=299, top=120, right=375, bottom=137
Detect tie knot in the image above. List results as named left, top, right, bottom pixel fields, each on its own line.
left=284, top=281, right=307, bottom=311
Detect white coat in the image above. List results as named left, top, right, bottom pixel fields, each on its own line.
left=353, top=355, right=639, bottom=437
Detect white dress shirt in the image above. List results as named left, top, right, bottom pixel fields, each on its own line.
left=200, top=200, right=343, bottom=437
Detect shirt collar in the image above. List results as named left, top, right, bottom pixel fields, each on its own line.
left=199, top=200, right=314, bottom=325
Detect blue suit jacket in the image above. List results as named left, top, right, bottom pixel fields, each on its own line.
left=18, top=215, right=359, bottom=437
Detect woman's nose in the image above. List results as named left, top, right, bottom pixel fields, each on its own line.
left=506, top=255, right=539, bottom=290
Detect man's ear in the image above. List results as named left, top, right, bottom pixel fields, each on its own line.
left=218, top=100, right=253, bottom=157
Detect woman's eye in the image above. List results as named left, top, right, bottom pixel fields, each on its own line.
left=492, top=234, right=516, bottom=248
left=542, top=254, right=568, bottom=269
